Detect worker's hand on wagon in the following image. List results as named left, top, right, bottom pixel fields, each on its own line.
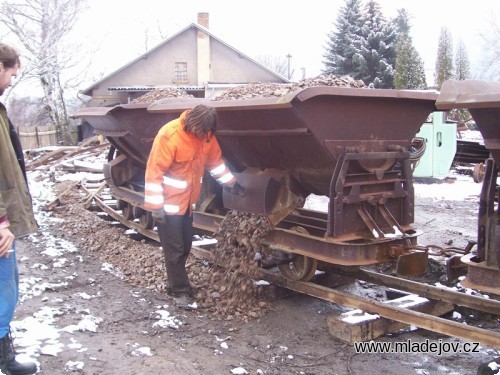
left=151, top=209, right=166, bottom=223
left=224, top=181, right=247, bottom=197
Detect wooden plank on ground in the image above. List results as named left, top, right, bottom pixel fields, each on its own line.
left=327, top=294, right=454, bottom=344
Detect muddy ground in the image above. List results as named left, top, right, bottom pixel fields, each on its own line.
left=6, top=173, right=500, bottom=375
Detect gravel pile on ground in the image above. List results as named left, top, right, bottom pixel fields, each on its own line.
left=44, top=75, right=365, bottom=320
left=51, top=179, right=273, bottom=321
left=131, top=88, right=194, bottom=103
left=211, top=74, right=366, bottom=101
left=192, top=210, right=272, bottom=321
left=53, top=187, right=166, bottom=289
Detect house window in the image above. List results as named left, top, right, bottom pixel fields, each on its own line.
left=173, top=62, right=188, bottom=83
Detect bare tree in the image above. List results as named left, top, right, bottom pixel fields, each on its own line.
left=143, top=21, right=168, bottom=53
left=479, top=15, right=500, bottom=80
left=7, top=96, right=50, bottom=127
left=0, top=0, right=88, bottom=145
left=256, top=55, right=289, bottom=78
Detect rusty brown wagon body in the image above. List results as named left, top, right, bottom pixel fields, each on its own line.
left=437, top=80, right=500, bottom=295
left=75, top=86, right=438, bottom=279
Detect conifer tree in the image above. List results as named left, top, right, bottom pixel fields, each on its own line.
left=323, top=0, right=365, bottom=76
left=454, top=39, right=470, bottom=81
left=434, top=27, right=454, bottom=89
left=355, top=0, right=396, bottom=88
left=450, top=38, right=472, bottom=126
left=393, top=9, right=427, bottom=89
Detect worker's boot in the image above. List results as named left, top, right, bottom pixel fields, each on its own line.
left=0, top=331, right=37, bottom=375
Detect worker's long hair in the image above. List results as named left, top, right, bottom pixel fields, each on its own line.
left=184, top=105, right=216, bottom=139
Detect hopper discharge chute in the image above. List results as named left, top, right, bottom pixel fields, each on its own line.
left=221, top=168, right=307, bottom=226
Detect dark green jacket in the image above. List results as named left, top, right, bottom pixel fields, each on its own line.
left=0, top=102, right=37, bottom=238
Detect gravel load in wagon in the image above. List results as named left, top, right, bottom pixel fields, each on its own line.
left=75, top=80, right=437, bottom=229
left=74, top=78, right=438, bottom=281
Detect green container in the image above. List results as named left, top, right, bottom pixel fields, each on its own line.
left=413, top=112, right=457, bottom=178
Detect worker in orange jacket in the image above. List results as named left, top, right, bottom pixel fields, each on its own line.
left=145, top=104, right=243, bottom=309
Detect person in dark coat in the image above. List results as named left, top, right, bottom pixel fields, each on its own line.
left=0, top=42, right=38, bottom=375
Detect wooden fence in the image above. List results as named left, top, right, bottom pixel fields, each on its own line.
left=17, top=125, right=78, bottom=149
left=17, top=125, right=57, bottom=149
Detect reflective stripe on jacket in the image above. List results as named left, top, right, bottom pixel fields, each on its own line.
left=144, top=110, right=235, bottom=215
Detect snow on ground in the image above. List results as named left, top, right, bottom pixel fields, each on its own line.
left=305, top=173, right=483, bottom=216
left=2, top=145, right=494, bottom=374
left=458, top=129, right=484, bottom=143
left=1, top=167, right=184, bottom=374
left=414, top=173, right=483, bottom=201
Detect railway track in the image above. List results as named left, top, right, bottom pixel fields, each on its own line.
left=80, top=178, right=500, bottom=349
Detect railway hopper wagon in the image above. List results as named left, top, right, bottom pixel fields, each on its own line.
left=75, top=86, right=438, bottom=280
left=437, top=80, right=500, bottom=295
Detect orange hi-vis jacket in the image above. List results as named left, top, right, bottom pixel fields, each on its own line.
left=144, top=110, right=235, bottom=216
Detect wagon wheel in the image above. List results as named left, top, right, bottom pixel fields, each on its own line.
left=139, top=210, right=155, bottom=229
left=277, top=226, right=318, bottom=281
left=473, top=163, right=485, bottom=183
left=117, top=199, right=134, bottom=220
left=278, top=254, right=318, bottom=282
left=132, top=206, right=155, bottom=230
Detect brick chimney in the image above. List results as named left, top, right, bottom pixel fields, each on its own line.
left=197, top=12, right=210, bottom=87
left=197, top=12, right=209, bottom=29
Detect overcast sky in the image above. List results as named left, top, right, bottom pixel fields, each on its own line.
left=44, top=0, right=500, bottom=87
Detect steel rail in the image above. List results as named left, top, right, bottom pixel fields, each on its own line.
left=331, top=267, right=500, bottom=316
left=189, top=245, right=500, bottom=348
left=81, top=185, right=160, bottom=242
left=82, top=182, right=500, bottom=349
left=256, top=269, right=500, bottom=349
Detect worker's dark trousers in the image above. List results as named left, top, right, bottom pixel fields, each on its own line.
left=157, top=211, right=193, bottom=296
